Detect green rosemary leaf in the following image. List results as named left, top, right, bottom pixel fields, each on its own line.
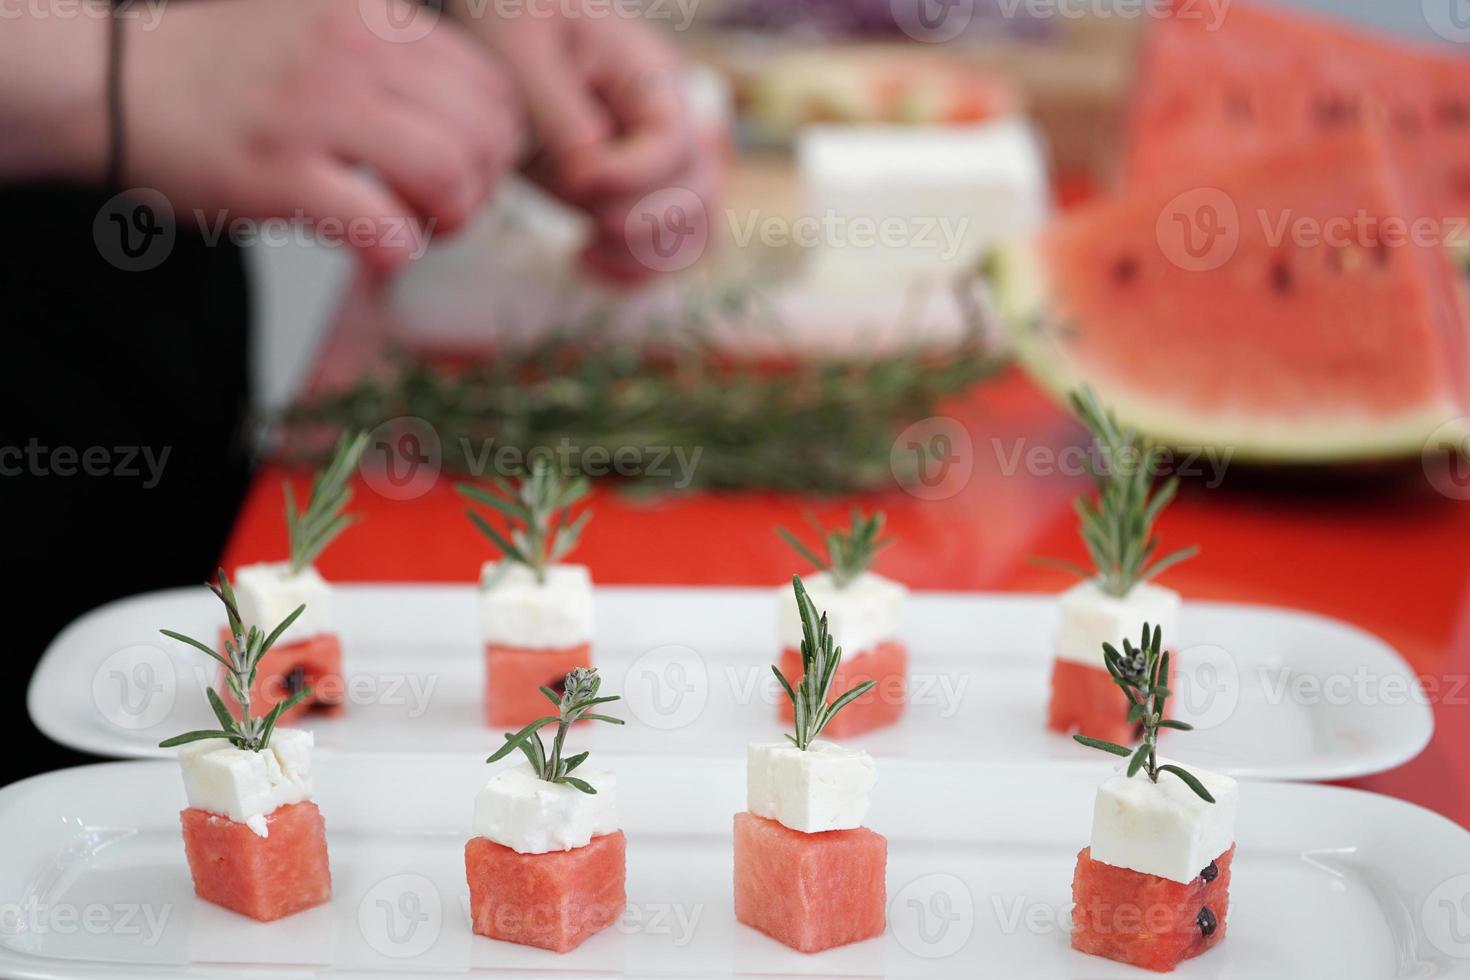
left=775, top=527, right=829, bottom=574
left=580, top=714, right=625, bottom=725
left=466, top=511, right=528, bottom=566
left=460, top=461, right=590, bottom=580
left=1127, top=742, right=1150, bottom=777
left=561, top=751, right=589, bottom=774
left=206, top=688, right=236, bottom=734
left=286, top=431, right=368, bottom=574
left=260, top=604, right=306, bottom=656
left=561, top=776, right=597, bottom=795
left=487, top=717, right=557, bottom=763
left=820, top=679, right=876, bottom=730
left=777, top=510, right=890, bottom=588
left=783, top=576, right=870, bottom=748
left=771, top=665, right=797, bottom=708
left=457, top=482, right=533, bottom=523
left=159, top=629, right=231, bottom=669
left=538, top=686, right=562, bottom=708
left=159, top=730, right=236, bottom=748
left=1158, top=719, right=1194, bottom=731
left=1073, top=735, right=1132, bottom=757
left=1159, top=764, right=1216, bottom=803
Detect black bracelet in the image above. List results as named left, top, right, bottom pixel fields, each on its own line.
left=105, top=0, right=126, bottom=189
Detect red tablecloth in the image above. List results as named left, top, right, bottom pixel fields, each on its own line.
left=223, top=366, right=1470, bottom=827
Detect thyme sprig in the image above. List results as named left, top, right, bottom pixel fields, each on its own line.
left=774, top=575, right=877, bottom=749
left=776, top=509, right=891, bottom=589
left=486, top=668, right=623, bottom=794
left=1072, top=623, right=1215, bottom=804
left=158, top=569, right=312, bottom=753
left=1040, top=387, right=1197, bottom=598
left=285, top=430, right=368, bottom=574
left=457, top=460, right=591, bottom=585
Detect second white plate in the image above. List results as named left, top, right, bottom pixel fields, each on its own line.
left=28, top=585, right=1432, bottom=780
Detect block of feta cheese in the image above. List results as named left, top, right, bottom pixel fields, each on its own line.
left=1055, top=580, right=1181, bottom=667
left=473, top=762, right=618, bottom=854
left=177, top=728, right=315, bottom=837
left=232, top=562, right=333, bottom=645
left=777, top=571, right=906, bottom=658
left=1089, top=759, right=1239, bottom=884
left=479, top=562, right=594, bottom=649
left=747, top=740, right=877, bottom=834
left=797, top=118, right=1051, bottom=284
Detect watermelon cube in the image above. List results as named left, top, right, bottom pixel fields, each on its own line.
left=1072, top=844, right=1233, bottom=972
left=465, top=830, right=626, bottom=952
left=180, top=801, right=332, bottom=921
left=1048, top=658, right=1132, bottom=744
left=217, top=627, right=344, bottom=723
left=733, top=812, right=886, bottom=953
left=777, top=642, right=907, bottom=737
left=484, top=642, right=592, bottom=727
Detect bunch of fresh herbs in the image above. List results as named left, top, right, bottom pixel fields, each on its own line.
left=487, top=667, right=623, bottom=794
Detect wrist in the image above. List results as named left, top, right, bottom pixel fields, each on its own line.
left=0, top=5, right=111, bottom=183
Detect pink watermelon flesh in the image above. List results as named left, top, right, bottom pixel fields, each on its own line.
left=180, top=802, right=332, bottom=921
left=465, top=831, right=626, bottom=952
left=1127, top=1, right=1470, bottom=221
left=1028, top=128, right=1469, bottom=459
left=733, top=812, right=886, bottom=953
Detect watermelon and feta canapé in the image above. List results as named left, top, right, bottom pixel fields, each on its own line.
left=221, top=432, right=368, bottom=724
left=458, top=462, right=595, bottom=727
left=774, top=511, right=907, bottom=737
left=735, top=576, right=887, bottom=954
left=1040, top=389, right=1195, bottom=745
left=160, top=571, right=331, bottom=921
left=466, top=668, right=625, bottom=952
left=1071, top=624, right=1238, bottom=973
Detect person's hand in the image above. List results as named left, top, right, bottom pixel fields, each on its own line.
left=124, top=0, right=524, bottom=270
left=455, top=5, right=722, bottom=283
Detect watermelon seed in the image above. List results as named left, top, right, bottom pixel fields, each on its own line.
left=1270, top=262, right=1293, bottom=295
left=1112, top=255, right=1138, bottom=285
left=1438, top=101, right=1470, bottom=129
left=1226, top=92, right=1252, bottom=122
left=286, top=666, right=307, bottom=697
left=1200, top=861, right=1218, bottom=883
left=1197, top=907, right=1217, bottom=937
left=1314, top=98, right=1358, bottom=129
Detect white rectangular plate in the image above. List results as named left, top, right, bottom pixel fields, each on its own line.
left=29, top=585, right=1432, bottom=780
left=0, top=755, right=1466, bottom=979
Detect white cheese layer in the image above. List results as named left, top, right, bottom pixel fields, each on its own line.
left=747, top=739, right=876, bottom=834
left=479, top=562, right=594, bottom=649
left=1055, top=580, right=1181, bottom=667
left=776, top=571, right=906, bottom=657
left=233, top=562, right=333, bottom=646
left=472, top=762, right=618, bottom=854
left=1089, top=758, right=1239, bottom=884
left=177, top=728, right=314, bottom=838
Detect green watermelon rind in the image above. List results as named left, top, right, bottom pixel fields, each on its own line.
left=991, top=239, right=1468, bottom=464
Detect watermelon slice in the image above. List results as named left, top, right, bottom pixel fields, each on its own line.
left=1126, top=1, right=1470, bottom=221
left=776, top=642, right=907, bottom=737
left=1048, top=660, right=1132, bottom=744
left=1072, top=844, right=1234, bottom=972
left=465, top=830, right=626, bottom=952
left=1004, top=128, right=1470, bottom=461
left=180, top=801, right=332, bottom=922
left=484, top=643, right=592, bottom=727
left=732, top=811, right=886, bottom=953
left=218, top=627, right=344, bottom=723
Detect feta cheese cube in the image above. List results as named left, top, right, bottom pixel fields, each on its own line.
left=177, top=728, right=315, bottom=837
left=479, top=562, right=594, bottom=649
left=233, top=562, right=333, bottom=646
left=1055, top=580, right=1181, bottom=667
left=472, top=762, right=618, bottom=854
left=776, top=571, right=906, bottom=657
left=1089, top=759, right=1239, bottom=884
left=747, top=740, right=876, bottom=834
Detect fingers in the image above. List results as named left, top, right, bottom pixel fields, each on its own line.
left=487, top=25, right=611, bottom=176
left=290, top=162, right=424, bottom=273
left=564, top=57, right=691, bottom=198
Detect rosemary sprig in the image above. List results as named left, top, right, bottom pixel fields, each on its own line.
left=457, top=460, right=591, bottom=585
left=1072, top=622, right=1215, bottom=804
left=773, top=575, right=877, bottom=749
left=486, top=667, right=623, bottom=794
left=279, top=285, right=1000, bottom=493
left=1039, top=387, right=1197, bottom=598
left=158, top=569, right=313, bottom=752
left=776, top=509, right=891, bottom=588
left=285, top=430, right=368, bottom=574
